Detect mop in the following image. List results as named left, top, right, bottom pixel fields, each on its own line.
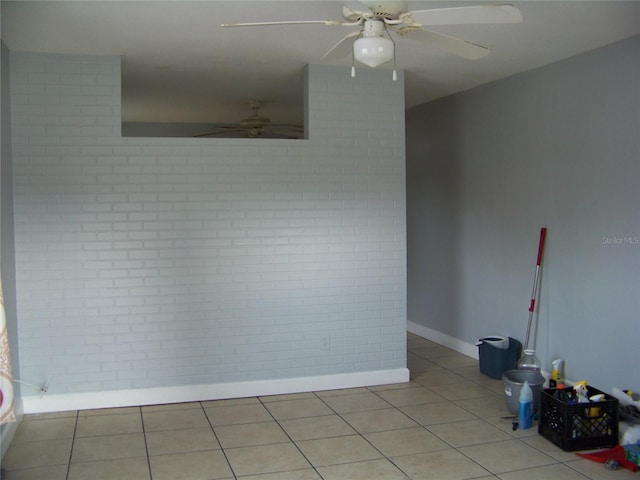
left=576, top=446, right=638, bottom=472
left=519, top=227, right=547, bottom=369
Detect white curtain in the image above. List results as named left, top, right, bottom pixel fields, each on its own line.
left=0, top=277, right=16, bottom=424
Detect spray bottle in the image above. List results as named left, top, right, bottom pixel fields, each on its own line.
left=573, top=380, right=590, bottom=403
left=550, top=358, right=564, bottom=388
left=518, top=380, right=533, bottom=429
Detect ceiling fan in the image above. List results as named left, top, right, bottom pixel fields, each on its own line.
left=221, top=1, right=523, bottom=71
left=195, top=100, right=304, bottom=139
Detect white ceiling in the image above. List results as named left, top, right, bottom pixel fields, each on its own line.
left=2, top=0, right=639, bottom=127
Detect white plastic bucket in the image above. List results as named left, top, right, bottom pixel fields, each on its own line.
left=476, top=336, right=509, bottom=349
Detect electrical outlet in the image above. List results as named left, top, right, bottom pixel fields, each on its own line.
left=320, top=336, right=331, bottom=350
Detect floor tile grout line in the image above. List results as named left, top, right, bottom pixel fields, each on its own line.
left=335, top=405, right=425, bottom=479
left=65, top=410, right=80, bottom=480
left=138, top=405, right=154, bottom=480
left=199, top=400, right=239, bottom=480
left=563, top=459, right=598, bottom=480
left=307, top=386, right=429, bottom=478
left=452, top=437, right=530, bottom=478
left=353, top=389, right=473, bottom=479
left=404, top=343, right=502, bottom=479
left=257, top=394, right=328, bottom=480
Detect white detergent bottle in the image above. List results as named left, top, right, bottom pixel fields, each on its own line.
left=518, top=380, right=533, bottom=429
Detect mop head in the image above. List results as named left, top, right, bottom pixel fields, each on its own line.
left=576, top=445, right=638, bottom=472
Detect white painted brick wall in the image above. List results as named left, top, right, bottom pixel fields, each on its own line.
left=11, top=52, right=406, bottom=395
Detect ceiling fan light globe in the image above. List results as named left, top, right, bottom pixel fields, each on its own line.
left=353, top=36, right=394, bottom=67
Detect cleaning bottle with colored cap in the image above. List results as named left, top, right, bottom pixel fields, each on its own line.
left=518, top=380, right=533, bottom=429
left=550, top=359, right=564, bottom=388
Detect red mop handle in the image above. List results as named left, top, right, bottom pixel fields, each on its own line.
left=529, top=227, right=547, bottom=312
left=536, top=227, right=547, bottom=266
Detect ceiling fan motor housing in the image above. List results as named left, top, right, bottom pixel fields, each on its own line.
left=360, top=1, right=408, bottom=18
left=362, top=19, right=385, bottom=37
left=240, top=100, right=271, bottom=129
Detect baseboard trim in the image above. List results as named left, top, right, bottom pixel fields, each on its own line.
left=407, top=320, right=479, bottom=359
left=21, top=368, right=410, bottom=414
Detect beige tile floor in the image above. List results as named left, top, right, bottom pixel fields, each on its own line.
left=2, top=333, right=635, bottom=479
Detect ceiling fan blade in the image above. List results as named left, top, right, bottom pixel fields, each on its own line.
left=221, top=19, right=351, bottom=27
left=322, top=30, right=361, bottom=61
left=269, top=124, right=304, bottom=130
left=194, top=129, right=248, bottom=138
left=405, top=4, right=523, bottom=26
left=200, top=124, right=241, bottom=129
left=395, top=27, right=491, bottom=60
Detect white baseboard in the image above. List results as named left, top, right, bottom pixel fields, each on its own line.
left=407, top=320, right=479, bottom=359
left=21, top=368, right=410, bottom=414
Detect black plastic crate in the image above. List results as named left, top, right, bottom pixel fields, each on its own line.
left=539, top=386, right=618, bottom=451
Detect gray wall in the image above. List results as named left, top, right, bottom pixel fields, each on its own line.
left=9, top=52, right=407, bottom=405
left=407, top=36, right=640, bottom=393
